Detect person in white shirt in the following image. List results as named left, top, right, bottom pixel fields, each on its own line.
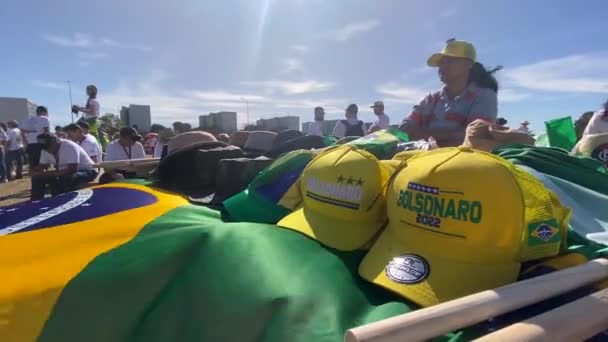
left=307, top=107, right=325, bottom=136
left=73, top=85, right=101, bottom=140
left=5, top=120, right=24, bottom=180
left=21, top=106, right=50, bottom=168
left=368, top=101, right=391, bottom=133
left=74, top=85, right=100, bottom=120
left=582, top=102, right=608, bottom=136
left=63, top=123, right=102, bottom=163
left=30, top=133, right=97, bottom=200
left=100, top=127, right=146, bottom=184
left=518, top=121, right=531, bottom=134
left=77, top=121, right=103, bottom=151
left=0, top=123, right=7, bottom=182
left=332, top=104, right=368, bottom=138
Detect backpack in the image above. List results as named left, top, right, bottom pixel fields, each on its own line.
left=341, top=120, right=365, bottom=137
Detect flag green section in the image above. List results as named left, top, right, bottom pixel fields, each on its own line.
left=544, top=117, right=577, bottom=151
left=38, top=205, right=466, bottom=342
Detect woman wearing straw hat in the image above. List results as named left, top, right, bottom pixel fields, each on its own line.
left=400, top=39, right=500, bottom=147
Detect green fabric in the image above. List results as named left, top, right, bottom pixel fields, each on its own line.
left=223, top=189, right=291, bottom=224
left=223, top=149, right=315, bottom=224
left=545, top=117, right=577, bottom=151
left=323, top=136, right=338, bottom=146
left=345, top=128, right=409, bottom=159
left=493, top=145, right=608, bottom=195
left=534, top=132, right=549, bottom=147
left=39, top=205, right=468, bottom=342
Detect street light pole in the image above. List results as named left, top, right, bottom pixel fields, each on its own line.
left=240, top=98, right=250, bottom=127
left=68, top=80, right=74, bottom=123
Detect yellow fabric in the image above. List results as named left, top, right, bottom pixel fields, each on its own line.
left=278, top=146, right=394, bottom=251
left=427, top=40, right=477, bottom=67
left=0, top=184, right=188, bottom=342
left=359, top=147, right=570, bottom=307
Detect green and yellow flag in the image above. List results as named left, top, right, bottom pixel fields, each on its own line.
left=2, top=179, right=606, bottom=342
left=0, top=182, right=467, bottom=342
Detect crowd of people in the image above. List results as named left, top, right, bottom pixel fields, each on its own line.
left=1, top=39, right=608, bottom=202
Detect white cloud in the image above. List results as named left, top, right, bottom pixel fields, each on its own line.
left=42, top=32, right=91, bottom=48
left=242, top=79, right=335, bottom=95
left=376, top=82, right=428, bottom=104
left=101, top=37, right=152, bottom=52
left=78, top=51, right=108, bottom=60
left=95, top=72, right=341, bottom=126
left=31, top=80, right=67, bottom=90
left=188, top=90, right=269, bottom=104
left=504, top=54, right=608, bottom=93
left=282, top=58, right=304, bottom=74
left=43, top=33, right=151, bottom=52
left=324, top=19, right=380, bottom=42
left=291, top=44, right=309, bottom=53
left=498, top=88, right=530, bottom=102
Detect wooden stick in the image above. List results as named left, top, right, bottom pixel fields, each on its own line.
left=93, top=158, right=160, bottom=170
left=345, top=258, right=608, bottom=342
left=474, top=288, right=608, bottom=341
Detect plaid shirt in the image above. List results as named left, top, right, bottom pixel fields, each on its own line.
left=404, top=83, right=498, bottom=133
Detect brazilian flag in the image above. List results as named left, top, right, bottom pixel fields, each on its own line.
left=0, top=182, right=472, bottom=342
left=1, top=181, right=606, bottom=341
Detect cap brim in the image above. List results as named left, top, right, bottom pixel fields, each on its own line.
left=426, top=53, right=473, bottom=67
left=223, top=190, right=291, bottom=224
left=277, top=206, right=386, bottom=251
left=359, top=227, right=520, bottom=307
left=427, top=53, right=445, bottom=67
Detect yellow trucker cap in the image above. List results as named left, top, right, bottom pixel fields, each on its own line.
left=278, top=145, right=395, bottom=251
left=359, top=147, right=571, bottom=307
left=427, top=39, right=476, bottom=67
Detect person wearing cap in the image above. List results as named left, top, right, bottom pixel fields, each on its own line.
left=518, top=121, right=531, bottom=134
left=307, top=107, right=325, bottom=136
left=21, top=106, right=51, bottom=168
left=368, top=101, right=390, bottom=134
left=30, top=133, right=97, bottom=200
left=100, top=127, right=146, bottom=184
left=400, top=39, right=499, bottom=147
left=332, top=104, right=368, bottom=138
left=496, top=117, right=508, bottom=129
left=5, top=120, right=24, bottom=180
left=63, top=123, right=102, bottom=163
left=581, top=99, right=608, bottom=137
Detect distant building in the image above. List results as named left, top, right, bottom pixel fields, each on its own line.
left=0, top=97, right=38, bottom=124
left=257, top=115, right=300, bottom=132
left=120, top=105, right=152, bottom=132
left=198, top=111, right=238, bottom=134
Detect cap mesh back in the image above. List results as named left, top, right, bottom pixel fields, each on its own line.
left=489, top=154, right=570, bottom=262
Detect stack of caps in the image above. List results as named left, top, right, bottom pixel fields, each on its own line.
left=278, top=146, right=571, bottom=307
left=278, top=145, right=398, bottom=251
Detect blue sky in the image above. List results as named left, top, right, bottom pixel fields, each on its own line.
left=2, top=0, right=608, bottom=132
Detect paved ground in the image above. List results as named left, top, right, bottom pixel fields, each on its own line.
left=0, top=172, right=32, bottom=207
